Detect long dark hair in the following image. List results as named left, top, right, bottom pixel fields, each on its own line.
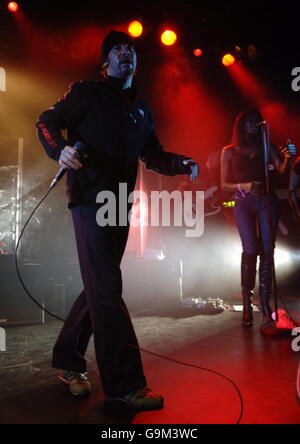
left=231, top=108, right=263, bottom=149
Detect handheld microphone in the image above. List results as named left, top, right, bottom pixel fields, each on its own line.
left=281, top=139, right=297, bottom=157
left=50, top=141, right=86, bottom=189
left=255, top=120, right=268, bottom=127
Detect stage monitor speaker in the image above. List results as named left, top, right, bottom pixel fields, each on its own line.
left=0, top=262, right=44, bottom=325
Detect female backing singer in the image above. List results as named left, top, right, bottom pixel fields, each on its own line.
left=221, top=108, right=295, bottom=327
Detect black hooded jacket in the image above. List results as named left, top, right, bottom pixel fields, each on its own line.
left=36, top=76, right=190, bottom=207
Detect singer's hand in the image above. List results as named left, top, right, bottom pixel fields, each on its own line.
left=182, top=158, right=199, bottom=181
left=59, top=146, right=83, bottom=170
left=239, top=182, right=253, bottom=193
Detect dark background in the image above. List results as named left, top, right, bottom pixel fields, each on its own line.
left=0, top=0, right=299, bottom=322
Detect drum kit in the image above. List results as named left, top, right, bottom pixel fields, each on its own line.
left=0, top=166, right=48, bottom=258
left=0, top=166, right=18, bottom=255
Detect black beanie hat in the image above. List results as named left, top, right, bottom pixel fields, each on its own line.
left=101, top=30, right=134, bottom=64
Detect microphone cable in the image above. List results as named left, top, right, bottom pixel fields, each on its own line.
left=15, top=141, right=86, bottom=323
left=14, top=158, right=245, bottom=425
left=126, top=343, right=244, bottom=425
left=15, top=185, right=70, bottom=324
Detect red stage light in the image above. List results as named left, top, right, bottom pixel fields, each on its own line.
left=128, top=21, right=143, bottom=38
left=222, top=53, right=236, bottom=67
left=161, top=30, right=177, bottom=46
left=8, top=2, right=19, bottom=12
left=193, top=48, right=203, bottom=57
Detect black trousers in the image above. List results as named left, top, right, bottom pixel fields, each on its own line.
left=52, top=205, right=147, bottom=397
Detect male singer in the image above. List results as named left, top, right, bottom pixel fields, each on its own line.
left=36, top=30, right=198, bottom=411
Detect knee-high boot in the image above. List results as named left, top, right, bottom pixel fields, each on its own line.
left=259, top=252, right=274, bottom=324
left=241, top=253, right=257, bottom=327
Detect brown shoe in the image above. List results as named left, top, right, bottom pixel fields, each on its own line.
left=109, top=387, right=164, bottom=411
left=58, top=370, right=91, bottom=397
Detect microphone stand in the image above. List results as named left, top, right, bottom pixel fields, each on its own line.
left=259, top=123, right=292, bottom=336
left=260, top=122, right=279, bottom=326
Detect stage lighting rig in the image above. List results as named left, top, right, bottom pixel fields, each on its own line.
left=161, top=29, right=177, bottom=47
left=222, top=53, right=236, bottom=67
left=7, top=2, right=19, bottom=13
left=193, top=48, right=203, bottom=57
left=128, top=20, right=143, bottom=38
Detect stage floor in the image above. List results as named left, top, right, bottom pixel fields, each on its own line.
left=0, top=309, right=299, bottom=424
